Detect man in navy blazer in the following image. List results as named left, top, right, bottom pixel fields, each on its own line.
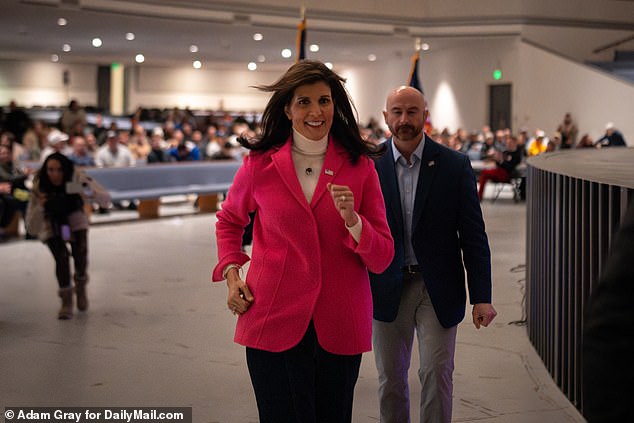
left=370, top=86, right=497, bottom=423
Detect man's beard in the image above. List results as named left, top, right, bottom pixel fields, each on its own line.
left=393, top=124, right=421, bottom=141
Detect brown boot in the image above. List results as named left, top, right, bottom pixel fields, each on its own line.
left=74, top=275, right=89, bottom=312
left=58, top=287, right=74, bottom=320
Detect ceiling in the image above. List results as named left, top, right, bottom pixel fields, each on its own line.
left=2, top=0, right=634, bottom=71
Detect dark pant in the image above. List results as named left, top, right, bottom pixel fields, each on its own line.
left=246, top=322, right=362, bottom=423
left=46, top=229, right=88, bottom=289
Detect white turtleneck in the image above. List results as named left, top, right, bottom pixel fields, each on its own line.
left=291, top=128, right=328, bottom=203
left=291, top=129, right=362, bottom=242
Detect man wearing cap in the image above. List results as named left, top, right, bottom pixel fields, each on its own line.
left=40, top=129, right=72, bottom=162
left=596, top=123, right=627, bottom=147
left=95, top=131, right=136, bottom=168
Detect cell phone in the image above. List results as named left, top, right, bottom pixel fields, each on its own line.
left=66, top=181, right=83, bottom=194
left=61, top=224, right=71, bottom=241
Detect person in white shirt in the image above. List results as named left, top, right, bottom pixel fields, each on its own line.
left=40, top=129, right=73, bottom=163
left=95, top=131, right=136, bottom=168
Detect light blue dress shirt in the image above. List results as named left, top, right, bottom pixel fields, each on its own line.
left=391, top=138, right=425, bottom=267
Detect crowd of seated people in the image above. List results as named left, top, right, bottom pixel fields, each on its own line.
left=0, top=100, right=261, bottom=232
left=0, top=101, right=629, bottom=230
left=0, top=100, right=255, bottom=167
left=401, top=112, right=628, bottom=201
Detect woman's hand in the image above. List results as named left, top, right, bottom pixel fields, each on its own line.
left=226, top=267, right=254, bottom=316
left=328, top=183, right=358, bottom=227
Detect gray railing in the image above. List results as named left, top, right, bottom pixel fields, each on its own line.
left=525, top=148, right=634, bottom=412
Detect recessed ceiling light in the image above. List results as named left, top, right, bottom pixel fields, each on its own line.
left=257, top=55, right=266, bottom=63
left=253, top=33, right=263, bottom=41
left=62, top=44, right=71, bottom=52
left=193, top=60, right=202, bottom=69
left=57, top=18, right=67, bottom=26
left=51, top=54, right=60, bottom=62
left=324, top=62, right=333, bottom=69
left=135, top=54, right=145, bottom=63
left=126, top=32, right=135, bottom=41
left=309, top=44, right=319, bottom=52
left=281, top=48, right=292, bottom=58
left=368, top=54, right=377, bottom=62
left=92, top=38, right=102, bottom=48
left=421, top=43, right=430, bottom=51
left=247, top=62, right=257, bottom=71
left=190, top=45, right=199, bottom=53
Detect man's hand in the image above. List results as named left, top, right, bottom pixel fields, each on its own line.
left=472, top=303, right=497, bottom=329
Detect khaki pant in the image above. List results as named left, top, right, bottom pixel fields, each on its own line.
left=373, top=273, right=457, bottom=423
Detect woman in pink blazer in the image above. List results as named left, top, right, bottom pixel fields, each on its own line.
left=212, top=61, right=394, bottom=422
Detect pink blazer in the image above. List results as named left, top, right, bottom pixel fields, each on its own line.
left=213, top=136, right=394, bottom=355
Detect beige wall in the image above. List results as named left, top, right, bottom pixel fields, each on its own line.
left=517, top=41, right=634, bottom=144
left=0, top=60, right=96, bottom=108
left=128, top=65, right=280, bottom=112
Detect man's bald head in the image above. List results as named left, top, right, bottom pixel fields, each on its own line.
left=386, top=86, right=425, bottom=110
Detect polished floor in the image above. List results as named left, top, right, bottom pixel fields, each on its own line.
left=0, top=189, right=586, bottom=422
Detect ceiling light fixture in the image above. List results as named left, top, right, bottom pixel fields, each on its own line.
left=126, top=32, right=135, bottom=41
left=57, top=18, right=67, bottom=26
left=51, top=54, right=60, bottom=62
left=421, top=43, right=430, bottom=51
left=62, top=44, right=71, bottom=52
left=190, top=45, right=199, bottom=53
left=247, top=62, right=257, bottom=71
left=92, top=38, right=102, bottom=48
left=281, top=48, right=292, bottom=58
left=257, top=55, right=266, bottom=63
left=325, top=62, right=333, bottom=69
left=135, top=54, right=145, bottom=63
left=253, top=33, right=263, bottom=41
left=368, top=54, right=377, bottom=62
left=193, top=60, right=202, bottom=69
left=309, top=44, right=319, bottom=52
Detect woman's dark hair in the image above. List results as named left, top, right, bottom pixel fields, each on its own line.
left=37, top=152, right=75, bottom=193
left=238, top=60, right=384, bottom=163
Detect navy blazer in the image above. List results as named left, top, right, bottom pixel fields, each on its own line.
left=370, top=136, right=492, bottom=328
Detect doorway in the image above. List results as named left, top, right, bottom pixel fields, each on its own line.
left=489, top=84, right=511, bottom=131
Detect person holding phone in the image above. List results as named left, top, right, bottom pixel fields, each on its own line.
left=26, top=152, right=110, bottom=319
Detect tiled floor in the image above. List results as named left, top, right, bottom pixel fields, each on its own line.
left=0, top=191, right=586, bottom=422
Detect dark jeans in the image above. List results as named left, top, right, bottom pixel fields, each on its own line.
left=46, top=229, right=88, bottom=289
left=0, top=194, right=18, bottom=228
left=246, top=321, right=362, bottom=423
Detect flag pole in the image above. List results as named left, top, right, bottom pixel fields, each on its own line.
left=296, top=5, right=307, bottom=63
left=410, top=37, right=433, bottom=133
left=408, top=37, right=422, bottom=91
